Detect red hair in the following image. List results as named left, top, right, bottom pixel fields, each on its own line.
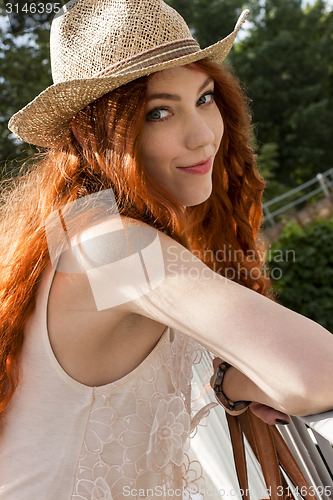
left=0, top=60, right=272, bottom=417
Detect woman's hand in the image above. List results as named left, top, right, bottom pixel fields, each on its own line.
left=211, top=358, right=290, bottom=425
left=249, top=402, right=290, bottom=425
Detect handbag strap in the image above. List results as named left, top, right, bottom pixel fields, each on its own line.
left=238, top=411, right=292, bottom=499
left=226, top=412, right=251, bottom=500
left=226, top=409, right=315, bottom=500
left=270, top=425, right=316, bottom=499
left=245, top=410, right=283, bottom=500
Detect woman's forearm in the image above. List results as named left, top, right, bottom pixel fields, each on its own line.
left=223, top=365, right=332, bottom=417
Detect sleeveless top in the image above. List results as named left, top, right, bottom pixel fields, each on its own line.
left=0, top=264, right=217, bottom=499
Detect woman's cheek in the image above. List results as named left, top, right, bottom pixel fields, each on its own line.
left=150, top=134, right=176, bottom=165
left=214, top=111, right=224, bottom=148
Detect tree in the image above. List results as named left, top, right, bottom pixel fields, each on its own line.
left=268, top=217, right=333, bottom=331
left=233, top=0, right=333, bottom=188
left=0, top=8, right=51, bottom=175
left=255, top=142, right=287, bottom=202
left=166, top=0, right=246, bottom=46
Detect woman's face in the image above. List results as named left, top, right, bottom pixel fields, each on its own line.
left=140, top=65, right=224, bottom=207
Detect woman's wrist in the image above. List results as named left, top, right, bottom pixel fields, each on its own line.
left=223, top=365, right=278, bottom=410
left=222, top=364, right=266, bottom=404
left=222, top=365, right=246, bottom=402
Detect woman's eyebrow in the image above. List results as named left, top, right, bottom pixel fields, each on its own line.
left=147, top=76, right=214, bottom=102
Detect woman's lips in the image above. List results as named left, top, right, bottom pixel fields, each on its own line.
left=176, top=157, right=212, bottom=175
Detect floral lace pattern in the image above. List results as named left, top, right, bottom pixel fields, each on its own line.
left=71, top=328, right=215, bottom=499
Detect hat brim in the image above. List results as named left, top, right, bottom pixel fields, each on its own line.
left=8, top=10, right=249, bottom=147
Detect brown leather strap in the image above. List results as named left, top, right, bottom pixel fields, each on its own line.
left=226, top=412, right=250, bottom=500
left=238, top=411, right=258, bottom=460
left=247, top=411, right=283, bottom=500
left=271, top=426, right=316, bottom=499
left=226, top=409, right=314, bottom=500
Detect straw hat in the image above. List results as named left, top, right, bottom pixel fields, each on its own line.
left=8, top=0, right=249, bottom=147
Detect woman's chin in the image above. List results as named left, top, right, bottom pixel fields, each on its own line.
left=180, top=186, right=212, bottom=208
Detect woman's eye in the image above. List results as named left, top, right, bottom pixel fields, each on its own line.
left=197, top=91, right=215, bottom=106
left=146, top=108, right=171, bottom=122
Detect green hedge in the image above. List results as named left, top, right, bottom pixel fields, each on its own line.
left=267, top=217, right=333, bottom=332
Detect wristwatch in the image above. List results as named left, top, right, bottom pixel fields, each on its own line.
left=213, top=361, right=251, bottom=416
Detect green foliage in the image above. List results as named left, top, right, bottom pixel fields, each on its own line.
left=0, top=8, right=51, bottom=174
left=233, top=0, right=333, bottom=188
left=256, top=142, right=287, bottom=202
left=267, top=217, right=333, bottom=331
left=256, top=143, right=279, bottom=179
left=166, top=0, right=244, bottom=45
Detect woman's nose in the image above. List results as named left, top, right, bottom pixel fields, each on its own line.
left=183, top=113, right=215, bottom=151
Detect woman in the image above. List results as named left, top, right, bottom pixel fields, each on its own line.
left=1, top=0, right=332, bottom=498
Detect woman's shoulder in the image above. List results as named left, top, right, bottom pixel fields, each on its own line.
left=70, top=214, right=165, bottom=270
left=54, top=212, right=197, bottom=286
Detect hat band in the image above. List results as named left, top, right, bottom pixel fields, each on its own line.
left=94, top=38, right=201, bottom=78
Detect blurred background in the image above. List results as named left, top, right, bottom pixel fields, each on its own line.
left=0, top=0, right=332, bottom=328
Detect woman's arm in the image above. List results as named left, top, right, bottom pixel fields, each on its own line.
left=76, top=215, right=333, bottom=416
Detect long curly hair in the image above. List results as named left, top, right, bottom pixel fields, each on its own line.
left=0, top=60, right=272, bottom=417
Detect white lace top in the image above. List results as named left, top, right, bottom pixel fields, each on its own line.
left=0, top=264, right=217, bottom=499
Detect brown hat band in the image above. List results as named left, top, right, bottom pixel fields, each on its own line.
left=95, top=39, right=201, bottom=78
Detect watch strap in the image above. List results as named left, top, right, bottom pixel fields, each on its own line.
left=213, top=361, right=251, bottom=416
